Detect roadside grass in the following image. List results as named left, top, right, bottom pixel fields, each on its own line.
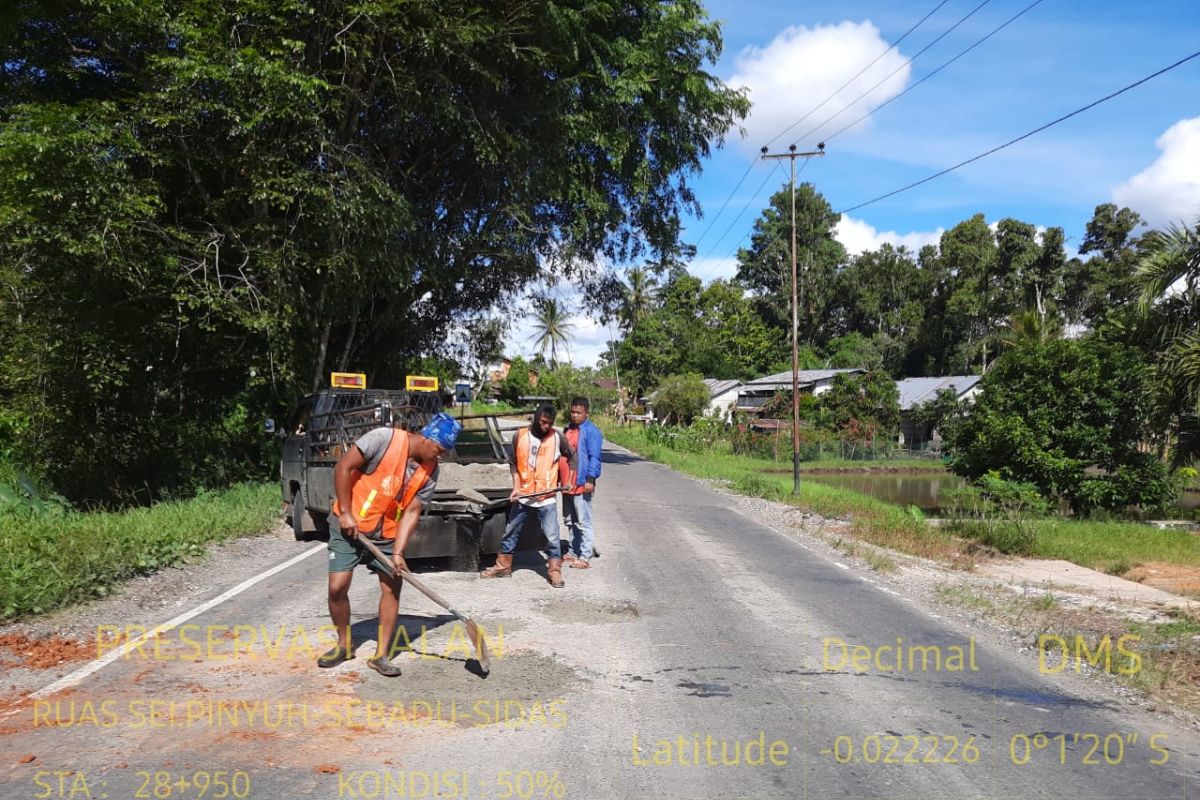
left=604, top=420, right=1200, bottom=574
left=0, top=483, right=280, bottom=620
left=1027, top=517, right=1200, bottom=571
left=603, top=422, right=962, bottom=562
left=933, top=583, right=996, bottom=611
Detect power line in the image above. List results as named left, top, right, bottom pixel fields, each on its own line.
left=692, top=0, right=953, bottom=255
left=695, top=162, right=790, bottom=282
left=765, top=0, right=953, bottom=148
left=700, top=162, right=788, bottom=266
left=837, top=48, right=1200, bottom=215
left=790, top=0, right=995, bottom=148
left=692, top=160, right=755, bottom=249
left=822, top=0, right=1046, bottom=145
left=715, top=158, right=814, bottom=279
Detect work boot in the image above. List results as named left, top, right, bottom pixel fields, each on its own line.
left=547, top=558, right=565, bottom=589
left=479, top=552, right=513, bottom=579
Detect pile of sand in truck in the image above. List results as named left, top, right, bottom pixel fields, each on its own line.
left=436, top=461, right=511, bottom=490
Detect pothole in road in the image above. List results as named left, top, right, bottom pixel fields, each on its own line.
left=536, top=599, right=639, bottom=624
left=350, top=652, right=583, bottom=729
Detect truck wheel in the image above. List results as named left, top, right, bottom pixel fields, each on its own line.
left=291, top=490, right=308, bottom=541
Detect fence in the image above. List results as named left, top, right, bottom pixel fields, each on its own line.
left=731, top=423, right=943, bottom=462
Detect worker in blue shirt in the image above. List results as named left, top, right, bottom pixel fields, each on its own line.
left=561, top=396, right=603, bottom=568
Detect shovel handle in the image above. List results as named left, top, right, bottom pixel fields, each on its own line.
left=354, top=536, right=462, bottom=620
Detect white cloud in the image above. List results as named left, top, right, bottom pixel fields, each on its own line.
left=1113, top=117, right=1200, bottom=229
left=728, top=21, right=911, bottom=153
left=835, top=215, right=943, bottom=255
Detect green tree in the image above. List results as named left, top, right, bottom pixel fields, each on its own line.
left=1063, top=204, right=1147, bottom=326
left=497, top=357, right=534, bottom=406
left=736, top=182, right=846, bottom=346
left=0, top=0, right=748, bottom=502
left=621, top=267, right=659, bottom=329
left=829, top=244, right=926, bottom=374
left=816, top=372, right=900, bottom=443
left=652, top=373, right=710, bottom=425
left=946, top=338, right=1174, bottom=513
left=1134, top=215, right=1200, bottom=466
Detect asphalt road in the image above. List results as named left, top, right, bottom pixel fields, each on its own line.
left=2, top=441, right=1198, bottom=799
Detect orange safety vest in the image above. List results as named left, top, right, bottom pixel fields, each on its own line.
left=333, top=430, right=431, bottom=539
left=514, top=427, right=560, bottom=497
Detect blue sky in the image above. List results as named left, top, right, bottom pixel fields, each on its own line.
left=506, top=0, right=1200, bottom=368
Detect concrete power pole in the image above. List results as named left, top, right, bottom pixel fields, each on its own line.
left=760, top=143, right=825, bottom=495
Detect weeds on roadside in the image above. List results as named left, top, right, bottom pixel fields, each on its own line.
left=0, top=483, right=279, bottom=620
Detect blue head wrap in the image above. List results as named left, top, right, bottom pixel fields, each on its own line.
left=421, top=412, right=462, bottom=451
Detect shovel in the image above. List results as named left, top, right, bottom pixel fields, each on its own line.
left=455, top=485, right=568, bottom=514
left=353, top=535, right=491, bottom=674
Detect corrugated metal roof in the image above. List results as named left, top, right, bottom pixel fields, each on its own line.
left=703, top=378, right=742, bottom=398
left=896, top=375, right=981, bottom=411
left=744, top=368, right=864, bottom=387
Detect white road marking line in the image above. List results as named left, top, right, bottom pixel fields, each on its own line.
left=834, top=562, right=850, bottom=570
left=30, top=543, right=327, bottom=699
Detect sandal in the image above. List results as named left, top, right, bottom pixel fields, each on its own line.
left=569, top=559, right=590, bottom=569
left=562, top=553, right=578, bottom=564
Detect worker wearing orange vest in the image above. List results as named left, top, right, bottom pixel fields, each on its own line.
left=480, top=403, right=574, bottom=587
left=320, top=412, right=461, bottom=677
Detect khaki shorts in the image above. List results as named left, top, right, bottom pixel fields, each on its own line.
left=327, top=525, right=394, bottom=574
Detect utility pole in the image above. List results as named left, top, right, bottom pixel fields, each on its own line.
left=760, top=142, right=825, bottom=495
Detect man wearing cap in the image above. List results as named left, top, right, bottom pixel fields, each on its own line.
left=319, top=412, right=461, bottom=677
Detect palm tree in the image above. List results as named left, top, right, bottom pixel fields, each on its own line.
left=1000, top=308, right=1062, bottom=348
left=1135, top=216, right=1200, bottom=465
left=528, top=296, right=575, bottom=367
left=621, top=267, right=658, bottom=329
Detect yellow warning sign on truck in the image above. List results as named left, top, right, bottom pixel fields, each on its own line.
left=405, top=375, right=439, bottom=392
left=330, top=372, right=367, bottom=389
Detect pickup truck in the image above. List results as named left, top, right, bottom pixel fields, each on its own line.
left=277, top=388, right=531, bottom=570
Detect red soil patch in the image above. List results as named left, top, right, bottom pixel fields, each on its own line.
left=0, top=633, right=92, bottom=669
left=1124, top=562, right=1200, bottom=596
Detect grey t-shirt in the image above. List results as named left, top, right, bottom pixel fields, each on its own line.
left=353, top=427, right=439, bottom=504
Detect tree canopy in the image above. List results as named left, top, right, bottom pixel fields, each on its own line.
left=0, top=0, right=748, bottom=502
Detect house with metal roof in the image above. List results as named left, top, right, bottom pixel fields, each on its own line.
left=642, top=377, right=744, bottom=422
left=734, top=368, right=865, bottom=416
left=703, top=378, right=743, bottom=421
left=895, top=375, right=982, bottom=448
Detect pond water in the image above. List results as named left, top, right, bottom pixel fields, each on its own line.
left=802, top=471, right=1200, bottom=515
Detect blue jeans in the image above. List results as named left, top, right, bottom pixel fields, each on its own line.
left=563, top=492, right=594, bottom=560
left=502, top=502, right=561, bottom=558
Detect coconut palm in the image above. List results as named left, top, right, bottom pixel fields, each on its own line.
left=528, top=296, right=575, bottom=367
left=621, top=266, right=658, bottom=329
left=1135, top=216, right=1200, bottom=465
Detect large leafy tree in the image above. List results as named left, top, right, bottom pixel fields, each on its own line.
left=829, top=244, right=926, bottom=374
left=1062, top=203, right=1146, bottom=327
left=946, top=338, right=1174, bottom=513
left=736, top=182, right=846, bottom=346
left=0, top=0, right=748, bottom=502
